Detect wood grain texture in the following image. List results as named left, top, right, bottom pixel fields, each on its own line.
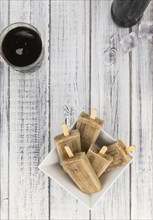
left=0, top=0, right=153, bottom=219
left=8, top=1, right=50, bottom=219
left=131, top=2, right=153, bottom=219
left=50, top=1, right=90, bottom=219
left=90, top=1, right=130, bottom=219
left=0, top=1, right=9, bottom=219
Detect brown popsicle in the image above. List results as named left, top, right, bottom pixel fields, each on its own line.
left=106, top=140, right=136, bottom=172
left=87, top=144, right=113, bottom=177
left=54, top=123, right=81, bottom=161
left=76, top=109, right=104, bottom=153
left=61, top=146, right=102, bottom=194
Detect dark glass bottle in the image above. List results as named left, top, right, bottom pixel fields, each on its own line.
left=111, top=0, right=151, bottom=27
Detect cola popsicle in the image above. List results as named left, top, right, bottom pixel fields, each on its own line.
left=106, top=140, right=135, bottom=172
left=76, top=109, right=104, bottom=152
left=54, top=124, right=81, bottom=161
left=61, top=146, right=102, bottom=194
left=87, top=144, right=113, bottom=177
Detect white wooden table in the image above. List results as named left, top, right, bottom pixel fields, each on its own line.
left=0, top=0, right=153, bottom=219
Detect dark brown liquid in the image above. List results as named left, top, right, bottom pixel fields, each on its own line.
left=2, top=26, right=42, bottom=67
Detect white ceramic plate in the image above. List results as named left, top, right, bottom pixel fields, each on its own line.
left=39, top=129, right=132, bottom=209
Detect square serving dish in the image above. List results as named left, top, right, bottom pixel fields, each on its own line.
left=39, top=129, right=132, bottom=209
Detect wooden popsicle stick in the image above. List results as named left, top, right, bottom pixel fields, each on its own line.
left=99, top=146, right=108, bottom=157
left=64, top=146, right=74, bottom=158
left=90, top=108, right=97, bottom=120
left=125, top=145, right=136, bottom=154
left=61, top=123, right=69, bottom=137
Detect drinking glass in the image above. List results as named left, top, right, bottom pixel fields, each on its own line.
left=0, top=22, right=44, bottom=73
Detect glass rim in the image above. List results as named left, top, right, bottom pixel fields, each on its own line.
left=0, top=22, right=44, bottom=70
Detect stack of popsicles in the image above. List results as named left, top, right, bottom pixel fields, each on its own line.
left=54, top=109, right=136, bottom=194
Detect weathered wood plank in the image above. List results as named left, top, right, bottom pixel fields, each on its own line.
left=131, top=2, right=153, bottom=219
left=8, top=1, right=50, bottom=219
left=0, top=1, right=9, bottom=219
left=91, top=1, right=130, bottom=219
left=50, top=1, right=90, bottom=219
